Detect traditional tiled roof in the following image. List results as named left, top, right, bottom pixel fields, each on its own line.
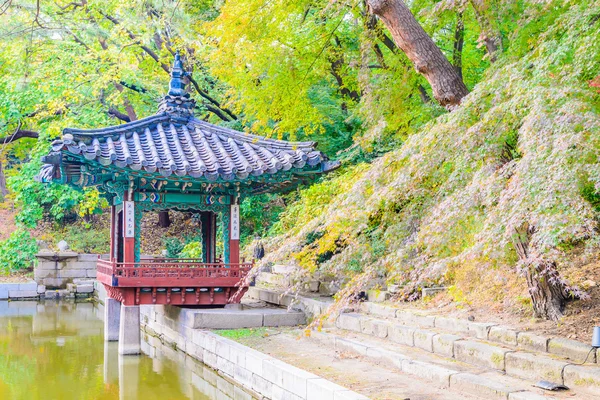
left=38, top=114, right=335, bottom=182
left=37, top=54, right=339, bottom=189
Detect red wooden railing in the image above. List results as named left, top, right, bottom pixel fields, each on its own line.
left=97, top=258, right=253, bottom=287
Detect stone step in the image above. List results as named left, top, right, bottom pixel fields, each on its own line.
left=255, top=272, right=290, bottom=287
left=335, top=311, right=600, bottom=396
left=358, top=302, right=596, bottom=364
left=310, top=328, right=595, bottom=400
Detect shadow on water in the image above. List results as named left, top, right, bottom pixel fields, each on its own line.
left=0, top=300, right=255, bottom=400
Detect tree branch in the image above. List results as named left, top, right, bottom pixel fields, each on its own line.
left=100, top=12, right=237, bottom=121
left=107, top=107, right=131, bottom=122
left=0, top=129, right=39, bottom=145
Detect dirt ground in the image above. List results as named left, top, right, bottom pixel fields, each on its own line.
left=230, top=327, right=480, bottom=400
left=0, top=271, right=33, bottom=282
left=0, top=207, right=17, bottom=241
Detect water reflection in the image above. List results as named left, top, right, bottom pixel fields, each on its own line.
left=0, top=301, right=255, bottom=400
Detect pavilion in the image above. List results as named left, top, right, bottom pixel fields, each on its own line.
left=36, top=54, right=339, bottom=354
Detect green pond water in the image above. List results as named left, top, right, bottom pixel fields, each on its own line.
left=0, top=301, right=252, bottom=400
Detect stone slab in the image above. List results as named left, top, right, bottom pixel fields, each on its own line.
left=454, top=340, right=509, bottom=370
left=366, top=290, right=388, bottom=303
left=401, top=360, right=456, bottom=386
left=272, top=385, right=303, bottom=400
left=371, top=319, right=390, bottom=338
left=263, top=310, right=305, bottom=326
left=413, top=329, right=436, bottom=352
left=58, top=269, right=89, bottom=278
left=395, top=310, right=436, bottom=328
left=336, top=313, right=362, bottom=333
left=432, top=333, right=462, bottom=358
left=563, top=364, right=600, bottom=395
left=42, top=278, right=64, bottom=288
left=489, top=326, right=519, bottom=346
left=217, top=356, right=234, bottom=377
left=78, top=253, right=102, bottom=262
left=280, top=361, right=318, bottom=398
left=516, top=332, right=548, bottom=353
left=450, top=373, right=520, bottom=400
left=190, top=309, right=263, bottom=329
left=359, top=317, right=373, bottom=335
left=246, top=348, right=269, bottom=375
left=435, top=316, right=470, bottom=333
left=233, top=365, right=253, bottom=389
left=76, top=284, right=94, bottom=293
left=505, top=352, right=568, bottom=383
left=467, top=322, right=497, bottom=339
left=263, top=359, right=285, bottom=387
left=306, top=378, right=349, bottom=400
left=8, top=290, right=39, bottom=299
left=251, top=374, right=272, bottom=398
left=335, top=337, right=369, bottom=356
left=547, top=338, right=596, bottom=363
left=389, top=324, right=415, bottom=346
left=18, top=281, right=38, bottom=291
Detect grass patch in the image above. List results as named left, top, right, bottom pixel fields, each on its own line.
left=214, top=327, right=269, bottom=340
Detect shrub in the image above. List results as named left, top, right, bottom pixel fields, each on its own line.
left=181, top=241, right=203, bottom=259
left=0, top=229, right=38, bottom=274
left=64, top=225, right=110, bottom=254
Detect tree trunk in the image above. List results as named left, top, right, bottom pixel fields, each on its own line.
left=158, top=211, right=170, bottom=228
left=524, top=260, right=569, bottom=321
left=512, top=225, right=569, bottom=321
left=366, top=0, right=469, bottom=108
left=453, top=13, right=465, bottom=81
left=469, top=0, right=502, bottom=62
left=0, top=160, right=7, bottom=201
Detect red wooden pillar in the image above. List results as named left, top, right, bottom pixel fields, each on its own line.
left=201, top=212, right=217, bottom=263
left=229, top=203, right=240, bottom=265
left=123, top=193, right=135, bottom=265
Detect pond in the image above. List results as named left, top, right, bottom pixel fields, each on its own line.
left=0, top=301, right=255, bottom=400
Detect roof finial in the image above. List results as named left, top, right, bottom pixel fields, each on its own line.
left=168, top=51, right=188, bottom=97
left=158, top=51, right=196, bottom=121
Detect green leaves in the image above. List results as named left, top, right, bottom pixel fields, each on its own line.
left=0, top=229, right=38, bottom=274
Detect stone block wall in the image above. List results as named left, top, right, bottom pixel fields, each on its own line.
left=140, top=305, right=368, bottom=400
left=34, top=252, right=106, bottom=289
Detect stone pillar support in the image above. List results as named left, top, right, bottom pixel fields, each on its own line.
left=104, top=297, right=121, bottom=341
left=118, top=305, right=141, bottom=355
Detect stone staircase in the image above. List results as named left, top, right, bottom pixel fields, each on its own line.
left=317, top=304, right=600, bottom=399
left=245, top=287, right=600, bottom=399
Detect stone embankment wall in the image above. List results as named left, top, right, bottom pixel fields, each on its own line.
left=140, top=306, right=368, bottom=400
left=34, top=252, right=105, bottom=288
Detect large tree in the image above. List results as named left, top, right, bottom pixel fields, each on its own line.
left=366, top=0, right=469, bottom=108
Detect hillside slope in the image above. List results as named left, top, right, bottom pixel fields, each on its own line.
left=259, top=1, right=600, bottom=319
